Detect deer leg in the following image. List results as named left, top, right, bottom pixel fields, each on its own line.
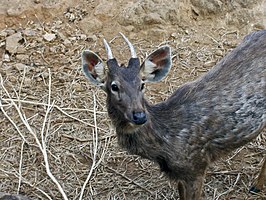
left=177, top=175, right=205, bottom=200
left=250, top=155, right=266, bottom=193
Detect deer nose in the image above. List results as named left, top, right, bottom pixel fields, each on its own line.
left=132, top=111, right=147, bottom=125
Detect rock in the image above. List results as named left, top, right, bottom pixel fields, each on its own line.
left=0, top=41, right=5, bottom=48
left=43, top=33, right=56, bottom=42
left=87, top=35, right=97, bottom=42
left=79, top=16, right=103, bottom=34
left=190, top=0, right=223, bottom=15
left=24, top=77, right=32, bottom=86
left=23, top=29, right=36, bottom=36
left=73, top=83, right=83, bottom=92
left=124, top=25, right=135, bottom=32
left=204, top=60, right=216, bottom=68
left=42, top=72, right=49, bottom=79
left=15, top=63, right=29, bottom=71
left=144, top=13, right=164, bottom=25
left=3, top=54, right=10, bottom=62
left=7, top=7, right=23, bottom=17
left=215, top=49, right=223, bottom=56
left=0, top=31, right=8, bottom=37
left=57, top=32, right=72, bottom=46
left=6, top=32, right=23, bottom=54
left=78, top=34, right=87, bottom=40
left=16, top=54, right=30, bottom=61
left=63, top=39, right=71, bottom=46
left=94, top=1, right=114, bottom=19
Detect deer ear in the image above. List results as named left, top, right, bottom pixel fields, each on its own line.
left=82, top=50, right=106, bottom=88
left=140, top=46, right=171, bottom=82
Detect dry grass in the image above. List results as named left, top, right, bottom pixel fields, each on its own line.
left=0, top=21, right=265, bottom=200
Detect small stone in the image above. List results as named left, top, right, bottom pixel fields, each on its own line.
left=73, top=83, right=83, bottom=92
left=24, top=77, right=32, bottom=86
left=7, top=8, right=23, bottom=17
left=204, top=60, right=216, bottom=68
left=6, top=32, right=23, bottom=54
left=253, top=22, right=265, bottom=30
left=43, top=33, right=56, bottom=42
left=15, top=63, right=29, bottom=71
left=5, top=29, right=16, bottom=36
left=49, top=46, right=57, bottom=53
left=0, top=31, right=7, bottom=37
left=144, top=13, right=164, bottom=25
left=3, top=54, right=10, bottom=62
left=16, top=54, right=30, bottom=61
left=78, top=34, right=87, bottom=40
left=69, top=37, right=77, bottom=41
left=124, top=25, right=135, bottom=32
left=16, top=46, right=26, bottom=54
left=57, top=32, right=67, bottom=40
left=42, top=72, right=49, bottom=79
left=0, top=42, right=5, bottom=48
left=9, top=76, right=17, bottom=82
left=171, top=33, right=178, bottom=39
left=63, top=39, right=71, bottom=46
left=215, top=49, right=223, bottom=56
left=79, top=16, right=103, bottom=34
left=87, top=35, right=97, bottom=42
left=23, top=29, right=36, bottom=36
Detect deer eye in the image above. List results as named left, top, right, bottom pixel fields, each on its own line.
left=111, top=83, right=119, bottom=92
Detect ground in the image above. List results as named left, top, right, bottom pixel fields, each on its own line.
left=0, top=0, right=265, bottom=199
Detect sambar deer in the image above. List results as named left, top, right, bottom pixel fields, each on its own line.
left=81, top=31, right=266, bottom=199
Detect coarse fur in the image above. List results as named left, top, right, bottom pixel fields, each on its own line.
left=82, top=30, right=266, bottom=199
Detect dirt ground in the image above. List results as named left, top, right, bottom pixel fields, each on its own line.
left=0, top=0, right=265, bottom=199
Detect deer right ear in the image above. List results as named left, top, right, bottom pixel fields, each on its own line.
left=82, top=50, right=106, bottom=88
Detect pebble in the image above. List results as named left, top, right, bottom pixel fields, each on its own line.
left=3, top=54, right=10, bottom=62
left=79, top=34, right=87, bottom=40
left=0, top=42, right=5, bottom=48
left=16, top=54, right=30, bottom=61
left=203, top=60, right=216, bottom=68
left=42, top=72, right=49, bottom=79
left=215, top=49, right=223, bottom=56
left=15, top=63, right=29, bottom=71
left=43, top=33, right=56, bottom=42
left=23, top=29, right=36, bottom=36
left=73, top=83, right=83, bottom=92
left=124, top=25, right=135, bottom=32
left=6, top=32, right=23, bottom=54
left=87, top=35, right=97, bottom=42
left=63, top=39, right=71, bottom=46
left=24, top=78, right=32, bottom=86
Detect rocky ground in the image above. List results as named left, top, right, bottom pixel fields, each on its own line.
left=0, top=0, right=265, bottom=199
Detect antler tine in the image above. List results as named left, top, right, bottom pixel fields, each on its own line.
left=103, top=39, right=113, bottom=60
left=119, top=32, right=137, bottom=58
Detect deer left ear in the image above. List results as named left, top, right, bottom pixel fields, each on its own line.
left=140, top=46, right=172, bottom=82
left=82, top=50, right=106, bottom=88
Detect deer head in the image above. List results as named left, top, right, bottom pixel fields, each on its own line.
left=82, top=33, right=172, bottom=127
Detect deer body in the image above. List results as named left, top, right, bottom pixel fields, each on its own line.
left=82, top=31, right=266, bottom=199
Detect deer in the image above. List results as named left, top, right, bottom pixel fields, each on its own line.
left=81, top=31, right=266, bottom=199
